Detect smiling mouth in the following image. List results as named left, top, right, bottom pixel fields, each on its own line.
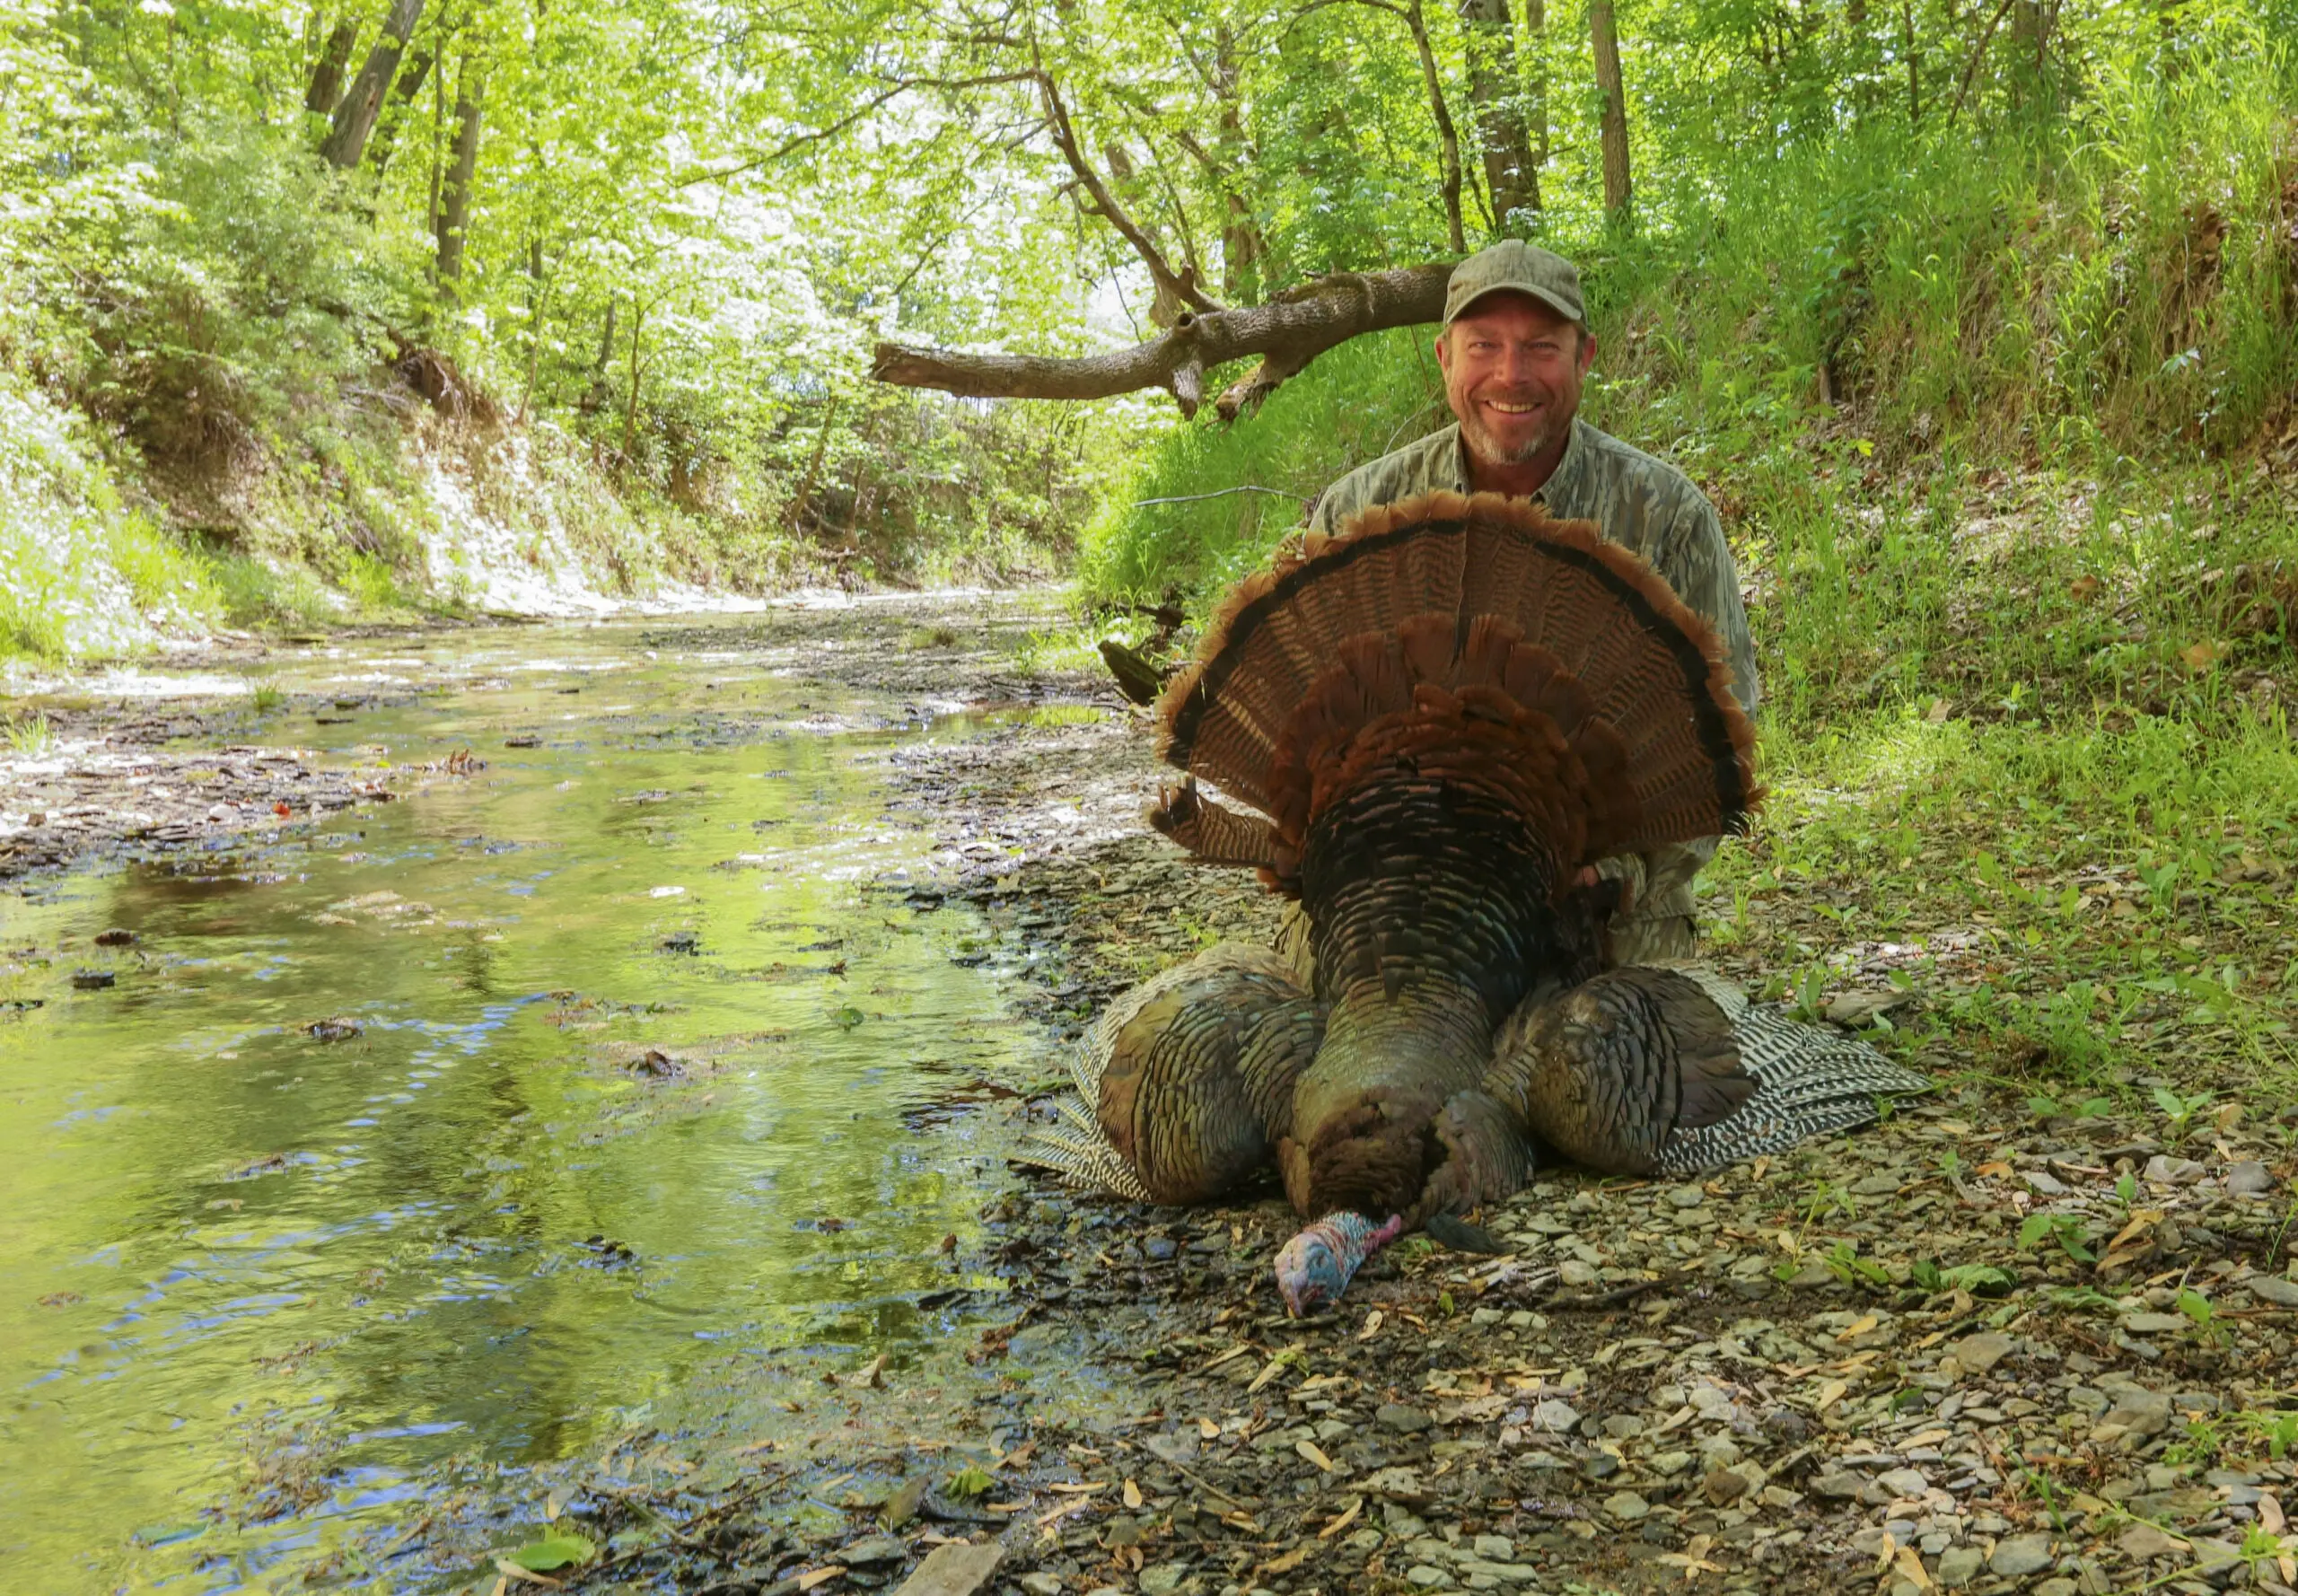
left=1484, top=399, right=1544, bottom=417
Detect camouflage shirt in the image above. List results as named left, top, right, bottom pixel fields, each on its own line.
left=1306, top=418, right=1759, bottom=713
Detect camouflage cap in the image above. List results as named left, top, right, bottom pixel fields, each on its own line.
left=1443, top=241, right=1586, bottom=330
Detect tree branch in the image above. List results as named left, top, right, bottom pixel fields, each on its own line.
left=871, top=261, right=1452, bottom=418
left=1032, top=66, right=1225, bottom=317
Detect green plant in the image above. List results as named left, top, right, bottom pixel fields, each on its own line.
left=3, top=713, right=55, bottom=757
left=943, top=1465, right=994, bottom=1500
left=1908, top=1258, right=2013, bottom=1297
left=2153, top=1086, right=2215, bottom=1143
left=2018, top=1213, right=2096, bottom=1263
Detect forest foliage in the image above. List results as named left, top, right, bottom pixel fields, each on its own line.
left=1, top=0, right=2294, bottom=649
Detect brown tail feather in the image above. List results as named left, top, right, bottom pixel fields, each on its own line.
left=1153, top=493, right=1757, bottom=878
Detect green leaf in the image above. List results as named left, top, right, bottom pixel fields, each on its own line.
left=507, top=1532, right=596, bottom=1572
left=945, top=1465, right=994, bottom=1499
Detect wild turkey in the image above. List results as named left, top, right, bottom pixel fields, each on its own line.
left=1021, top=493, right=1928, bottom=1313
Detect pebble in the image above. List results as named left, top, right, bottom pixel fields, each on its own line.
left=2247, top=1275, right=2298, bottom=1308
left=1811, top=1470, right=1865, bottom=1499
left=1935, top=1547, right=1985, bottom=1588
left=2120, top=1523, right=2186, bottom=1560
left=1139, top=1565, right=1191, bottom=1596
left=2226, top=1160, right=2275, bottom=1195
left=839, top=1534, right=908, bottom=1565
left=1951, top=1331, right=2015, bottom=1372
left=1875, top=1467, right=1931, bottom=1499
left=1667, top=1185, right=1706, bottom=1208
left=1019, top=1574, right=1064, bottom=1596
left=1378, top=1403, right=1434, bottom=1434
left=1472, top=1536, right=1514, bottom=1561
left=1602, top=1490, right=1651, bottom=1521
left=1531, top=1399, right=1581, bottom=1433
left=1406, top=1565, right=1450, bottom=1588
left=1144, top=1236, right=1178, bottom=1260
left=1989, top=1532, right=2057, bottom=1577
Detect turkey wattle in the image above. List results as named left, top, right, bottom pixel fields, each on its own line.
left=1018, top=493, right=1929, bottom=1313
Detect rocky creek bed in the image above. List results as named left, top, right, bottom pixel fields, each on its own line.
left=5, top=595, right=2296, bottom=1596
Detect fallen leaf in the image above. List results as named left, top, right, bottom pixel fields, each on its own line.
left=492, top=1558, right=564, bottom=1588
left=1892, top=1542, right=1934, bottom=1590
left=1296, top=1440, right=1334, bottom=1472
left=502, top=1533, right=593, bottom=1574
left=795, top=1566, right=845, bottom=1592
left=1122, top=1478, right=1143, bottom=1509
left=1197, top=1416, right=1220, bottom=1440
left=1319, top=1497, right=1364, bottom=1539
left=1245, top=1343, right=1302, bottom=1395
left=1357, top=1310, right=1384, bottom=1341
left=2069, top=574, right=2103, bottom=601
left=1047, top=1481, right=1106, bottom=1495
left=1258, top=1543, right=1313, bottom=1576
left=2261, top=1494, right=2285, bottom=1535
left=2181, top=640, right=2227, bottom=671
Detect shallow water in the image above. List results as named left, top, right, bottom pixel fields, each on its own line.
left=0, top=619, right=1076, bottom=1591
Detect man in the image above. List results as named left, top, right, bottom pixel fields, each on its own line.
left=1302, top=240, right=1759, bottom=963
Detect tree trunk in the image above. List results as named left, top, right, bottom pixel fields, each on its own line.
left=873, top=261, right=1453, bottom=418
left=786, top=395, right=840, bottom=533
left=1901, top=0, right=1923, bottom=122
left=318, top=0, right=426, bottom=168
left=620, top=299, right=646, bottom=465
left=1524, top=0, right=1549, bottom=174
left=1589, top=0, right=1633, bottom=222
left=434, top=57, right=485, bottom=289
left=305, top=19, right=360, bottom=115
left=364, top=47, right=434, bottom=171
left=1213, top=25, right=1267, bottom=301
left=1459, top=0, right=1539, bottom=225
left=1402, top=0, right=1469, bottom=253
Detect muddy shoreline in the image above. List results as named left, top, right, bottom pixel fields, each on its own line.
left=9, top=597, right=2298, bottom=1596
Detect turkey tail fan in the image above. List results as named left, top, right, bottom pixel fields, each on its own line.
left=1153, top=492, right=1759, bottom=875
left=1012, top=944, right=1323, bottom=1206
left=1653, top=985, right=1934, bottom=1176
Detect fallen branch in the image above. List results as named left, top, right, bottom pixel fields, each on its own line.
left=871, top=262, right=1452, bottom=419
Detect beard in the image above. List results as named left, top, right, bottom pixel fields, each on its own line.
left=1458, top=402, right=1561, bottom=467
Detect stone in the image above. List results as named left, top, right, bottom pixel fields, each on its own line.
left=1952, top=1332, right=2017, bottom=1373
left=1472, top=1536, right=1515, bottom=1561
left=1603, top=1490, right=1651, bottom=1521
left=1138, top=1565, right=1193, bottom=1596
left=2143, top=1154, right=2206, bottom=1184
left=842, top=1535, right=909, bottom=1565
left=1378, top=1404, right=1435, bottom=1434
left=1364, top=1467, right=1428, bottom=1502
left=2247, top=1275, right=2298, bottom=1308
left=1668, top=1185, right=1706, bottom=1208
left=1811, top=1470, right=1865, bottom=1499
left=1934, top=1547, right=1986, bottom=1589
left=2227, top=1161, right=2276, bottom=1196
left=1989, top=1533, right=2057, bottom=1578
left=895, top=1542, right=1004, bottom=1595
left=1018, top=1575, right=1064, bottom=1596
left=1876, top=1467, right=1932, bottom=1500
left=2022, top=1169, right=2069, bottom=1196
left=1702, top=1468, right=1749, bottom=1505
left=1649, top=1451, right=1694, bottom=1478
left=2033, top=1581, right=2078, bottom=1596
left=2119, top=1523, right=2185, bottom=1560
left=1406, top=1566, right=1450, bottom=1588
left=1531, top=1399, right=1582, bottom=1433
left=2120, top=1311, right=2189, bottom=1335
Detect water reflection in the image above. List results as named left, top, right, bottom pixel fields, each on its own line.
left=0, top=622, right=1059, bottom=1590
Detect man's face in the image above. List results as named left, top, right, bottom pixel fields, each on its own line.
left=1435, top=294, right=1597, bottom=468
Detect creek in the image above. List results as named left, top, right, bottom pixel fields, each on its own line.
left=0, top=616, right=1101, bottom=1592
